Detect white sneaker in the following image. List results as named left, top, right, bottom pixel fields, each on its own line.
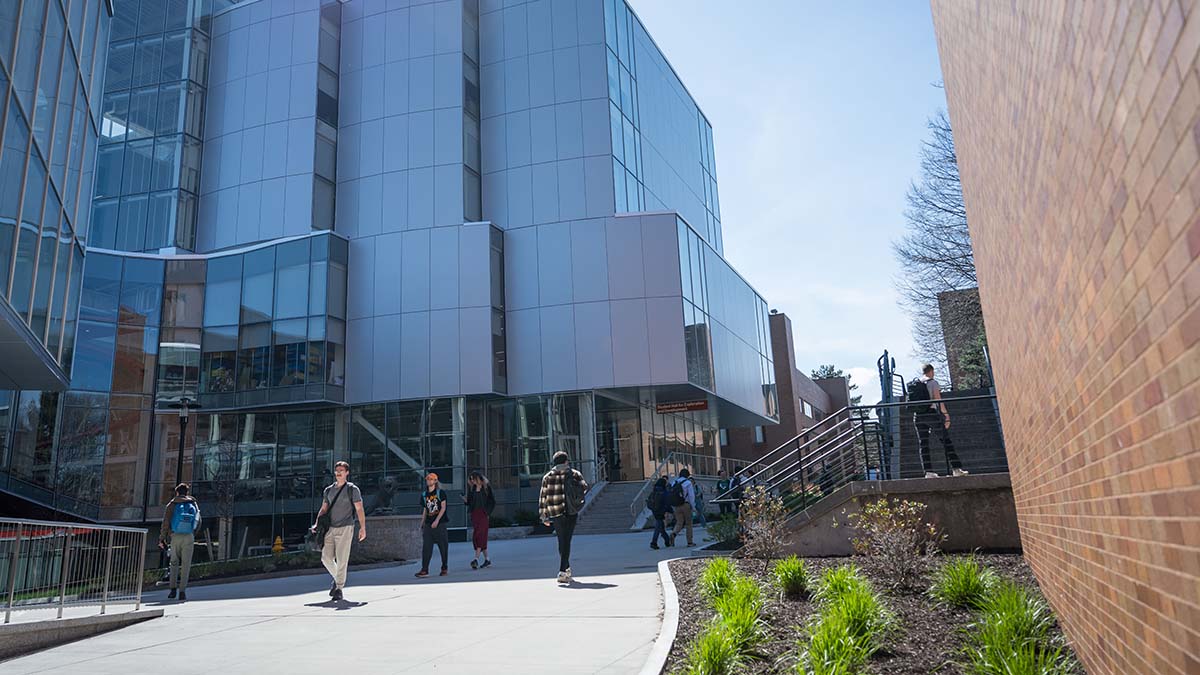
left=952, top=468, right=969, bottom=477
left=564, top=567, right=573, bottom=584
left=924, top=472, right=939, bottom=479
left=556, top=571, right=568, bottom=584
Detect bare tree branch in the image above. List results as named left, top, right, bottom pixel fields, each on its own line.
left=894, top=110, right=989, bottom=385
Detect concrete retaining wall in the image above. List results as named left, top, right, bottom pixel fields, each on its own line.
left=355, top=515, right=422, bottom=561
left=782, top=473, right=1021, bottom=557
left=0, top=609, right=163, bottom=661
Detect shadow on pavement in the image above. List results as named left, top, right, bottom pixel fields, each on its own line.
left=304, top=599, right=369, bottom=610
left=137, top=530, right=701, bottom=603
left=563, top=581, right=618, bottom=590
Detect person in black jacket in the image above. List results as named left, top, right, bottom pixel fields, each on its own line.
left=462, top=470, right=496, bottom=569
left=646, top=477, right=672, bottom=550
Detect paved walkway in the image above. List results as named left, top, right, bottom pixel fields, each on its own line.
left=4, top=528, right=703, bottom=674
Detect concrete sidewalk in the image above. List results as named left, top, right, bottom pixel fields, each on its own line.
left=3, top=528, right=702, bottom=674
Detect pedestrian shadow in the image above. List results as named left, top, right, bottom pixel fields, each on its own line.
left=304, top=599, right=370, bottom=610
left=563, top=581, right=617, bottom=590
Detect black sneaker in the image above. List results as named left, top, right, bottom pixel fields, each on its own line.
left=440, top=568, right=448, bottom=576
left=650, top=543, right=660, bottom=550
left=415, top=570, right=429, bottom=578
left=481, top=559, right=491, bottom=568
left=178, top=591, right=187, bottom=602
left=471, top=559, right=479, bottom=569
left=167, top=588, right=177, bottom=599
left=332, top=588, right=343, bottom=601
left=329, top=581, right=337, bottom=597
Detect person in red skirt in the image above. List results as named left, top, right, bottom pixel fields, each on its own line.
left=462, top=470, right=496, bottom=568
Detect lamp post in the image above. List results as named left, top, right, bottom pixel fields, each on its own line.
left=168, top=397, right=200, bottom=487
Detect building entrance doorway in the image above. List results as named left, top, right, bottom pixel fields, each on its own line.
left=595, top=408, right=642, bottom=482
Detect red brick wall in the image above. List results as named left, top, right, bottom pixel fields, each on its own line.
left=931, top=2, right=1200, bottom=674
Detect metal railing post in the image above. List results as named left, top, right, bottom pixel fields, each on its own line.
left=57, top=531, right=74, bottom=619
left=134, top=530, right=147, bottom=611
left=4, top=523, right=22, bottom=624
left=100, top=529, right=115, bottom=615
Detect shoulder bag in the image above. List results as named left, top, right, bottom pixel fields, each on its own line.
left=315, top=483, right=348, bottom=548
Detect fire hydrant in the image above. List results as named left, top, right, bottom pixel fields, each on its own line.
left=272, top=536, right=284, bottom=554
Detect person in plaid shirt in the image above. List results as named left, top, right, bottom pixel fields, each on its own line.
left=539, top=451, right=589, bottom=584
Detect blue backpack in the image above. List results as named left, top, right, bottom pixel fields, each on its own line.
left=171, top=501, right=199, bottom=535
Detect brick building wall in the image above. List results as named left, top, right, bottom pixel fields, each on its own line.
left=931, top=2, right=1200, bottom=674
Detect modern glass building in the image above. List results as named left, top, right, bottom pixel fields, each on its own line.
left=0, top=0, right=777, bottom=551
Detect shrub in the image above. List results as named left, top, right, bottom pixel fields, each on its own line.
left=976, top=580, right=1055, bottom=645
left=812, top=565, right=869, bottom=606
left=800, top=567, right=894, bottom=675
left=823, top=584, right=895, bottom=651
left=714, top=576, right=765, bottom=651
left=704, top=514, right=740, bottom=545
left=698, top=557, right=738, bottom=604
left=684, top=622, right=742, bottom=675
left=773, top=555, right=809, bottom=599
left=930, top=556, right=996, bottom=608
left=845, top=497, right=945, bottom=591
left=963, top=640, right=1074, bottom=675
left=738, top=486, right=789, bottom=569
left=961, top=579, right=1077, bottom=675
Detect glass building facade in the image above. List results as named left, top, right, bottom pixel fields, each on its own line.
left=1, top=0, right=776, bottom=555
left=0, top=1, right=111, bottom=390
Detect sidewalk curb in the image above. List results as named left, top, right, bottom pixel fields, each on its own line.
left=639, top=557, right=681, bottom=675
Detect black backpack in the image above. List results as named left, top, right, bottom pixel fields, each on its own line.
left=669, top=479, right=688, bottom=507
left=907, top=377, right=933, bottom=411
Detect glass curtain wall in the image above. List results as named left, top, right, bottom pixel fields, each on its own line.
left=0, top=0, right=108, bottom=366
left=94, top=0, right=209, bottom=251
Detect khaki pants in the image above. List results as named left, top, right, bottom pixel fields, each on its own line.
left=671, top=503, right=694, bottom=544
left=169, top=532, right=194, bottom=591
left=321, top=525, right=355, bottom=589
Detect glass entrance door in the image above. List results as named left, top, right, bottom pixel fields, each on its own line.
left=595, top=408, right=642, bottom=482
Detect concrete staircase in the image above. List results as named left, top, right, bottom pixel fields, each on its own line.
left=576, top=481, right=647, bottom=534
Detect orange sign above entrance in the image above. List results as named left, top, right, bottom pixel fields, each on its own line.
left=654, top=400, right=709, bottom=414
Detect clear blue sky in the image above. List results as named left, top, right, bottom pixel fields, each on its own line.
left=628, top=1, right=948, bottom=400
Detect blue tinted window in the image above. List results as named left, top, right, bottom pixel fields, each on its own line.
left=119, top=257, right=164, bottom=325
left=241, top=247, right=274, bottom=323
left=274, top=239, right=309, bottom=319
left=79, top=254, right=122, bottom=323
left=203, top=254, right=241, bottom=326
left=72, top=320, right=117, bottom=391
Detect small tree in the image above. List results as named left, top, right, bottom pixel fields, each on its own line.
left=737, top=486, right=788, bottom=571
left=845, top=497, right=945, bottom=592
left=810, top=364, right=863, bottom=406
left=204, top=440, right=240, bottom=560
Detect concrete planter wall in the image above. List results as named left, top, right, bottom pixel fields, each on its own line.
left=356, top=515, right=423, bottom=560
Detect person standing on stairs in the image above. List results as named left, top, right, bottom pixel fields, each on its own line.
left=909, top=363, right=966, bottom=478
left=539, top=451, right=589, bottom=584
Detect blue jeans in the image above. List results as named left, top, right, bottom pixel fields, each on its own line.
left=694, top=501, right=707, bottom=526
left=651, top=516, right=667, bottom=546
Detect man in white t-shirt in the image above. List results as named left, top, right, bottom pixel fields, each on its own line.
left=915, top=364, right=966, bottom=478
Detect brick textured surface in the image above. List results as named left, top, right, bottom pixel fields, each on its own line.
left=931, top=2, right=1200, bottom=674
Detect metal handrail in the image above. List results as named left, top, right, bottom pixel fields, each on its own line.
left=724, top=406, right=853, bottom=484
left=2, top=518, right=148, bottom=623
left=712, top=411, right=861, bottom=503
left=627, top=452, right=750, bottom=519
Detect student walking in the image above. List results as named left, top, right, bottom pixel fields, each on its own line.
left=310, top=461, right=366, bottom=600
left=462, top=470, right=496, bottom=569
left=908, top=363, right=966, bottom=478
left=646, top=477, right=672, bottom=549
left=416, top=473, right=450, bottom=578
left=159, top=483, right=201, bottom=601
left=539, top=451, right=589, bottom=584
left=669, top=469, right=696, bottom=547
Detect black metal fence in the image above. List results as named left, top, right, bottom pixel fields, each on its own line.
left=713, top=395, right=1007, bottom=516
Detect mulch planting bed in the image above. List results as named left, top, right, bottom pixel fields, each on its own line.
left=665, top=554, right=1082, bottom=674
